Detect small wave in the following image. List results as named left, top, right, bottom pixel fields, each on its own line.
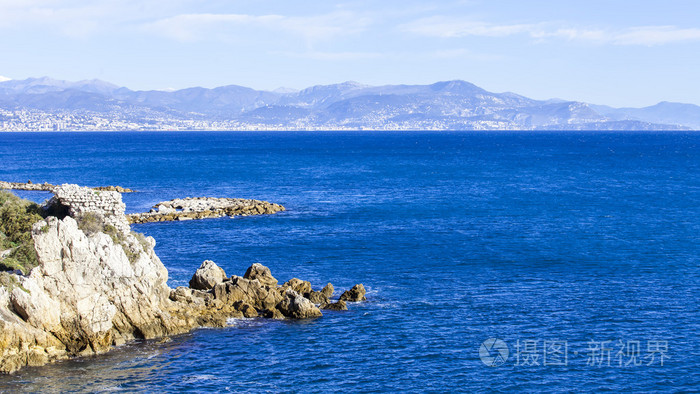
left=364, top=301, right=401, bottom=309
left=226, top=317, right=265, bottom=328
left=181, top=374, right=220, bottom=384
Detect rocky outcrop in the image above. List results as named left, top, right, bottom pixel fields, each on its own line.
left=277, top=289, right=323, bottom=319
left=321, top=300, right=348, bottom=311
left=339, top=284, right=367, bottom=302
left=321, top=283, right=334, bottom=299
left=282, top=278, right=312, bottom=295
left=307, top=290, right=329, bottom=305
left=92, top=186, right=135, bottom=193
left=243, top=263, right=278, bottom=287
left=127, top=197, right=285, bottom=224
left=212, top=275, right=283, bottom=312
left=0, top=181, right=54, bottom=191
left=189, top=260, right=227, bottom=290
left=0, top=214, right=192, bottom=374
left=0, top=181, right=134, bottom=193
left=0, top=185, right=365, bottom=374
left=307, top=283, right=334, bottom=304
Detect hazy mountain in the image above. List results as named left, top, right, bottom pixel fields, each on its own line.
left=0, top=77, right=696, bottom=131
left=592, top=102, right=700, bottom=130
left=113, top=85, right=281, bottom=118
left=0, top=77, right=120, bottom=95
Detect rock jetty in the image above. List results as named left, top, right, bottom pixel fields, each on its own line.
left=0, top=185, right=364, bottom=374
left=127, top=197, right=285, bottom=224
left=0, top=181, right=134, bottom=193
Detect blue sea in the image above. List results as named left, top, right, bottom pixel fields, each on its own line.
left=0, top=131, right=699, bottom=392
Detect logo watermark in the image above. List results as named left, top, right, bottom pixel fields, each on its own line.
left=479, top=338, right=510, bottom=367
left=480, top=338, right=669, bottom=367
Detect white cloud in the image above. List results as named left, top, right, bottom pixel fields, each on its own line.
left=0, top=1, right=211, bottom=37
left=402, top=17, right=700, bottom=46
left=0, top=75, right=11, bottom=82
left=272, top=50, right=383, bottom=61
left=610, top=26, right=700, bottom=45
left=144, top=11, right=372, bottom=43
left=403, top=18, right=535, bottom=38
left=432, top=48, right=503, bottom=61
left=0, top=0, right=141, bottom=36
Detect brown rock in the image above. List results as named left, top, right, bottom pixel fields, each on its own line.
left=262, top=308, right=285, bottom=320
left=320, top=283, right=334, bottom=298
left=189, top=260, right=227, bottom=291
left=282, top=278, right=311, bottom=295
left=244, top=263, right=278, bottom=287
left=339, top=284, right=367, bottom=302
left=321, top=300, right=348, bottom=311
left=233, top=301, right=259, bottom=318
left=213, top=276, right=282, bottom=311
left=306, top=291, right=329, bottom=305
left=276, top=289, right=322, bottom=319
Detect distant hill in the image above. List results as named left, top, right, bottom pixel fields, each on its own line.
left=1, top=77, right=698, bottom=131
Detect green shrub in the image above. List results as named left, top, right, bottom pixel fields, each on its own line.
left=76, top=214, right=146, bottom=264
left=123, top=246, right=142, bottom=264
left=103, top=224, right=120, bottom=243
left=0, top=271, right=29, bottom=293
left=0, top=191, right=150, bottom=272
left=133, top=232, right=150, bottom=250
left=0, top=257, right=23, bottom=272
left=76, top=212, right=105, bottom=236
left=0, top=191, right=43, bottom=274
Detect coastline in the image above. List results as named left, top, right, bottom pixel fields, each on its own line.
left=0, top=181, right=134, bottom=193
left=0, top=185, right=364, bottom=374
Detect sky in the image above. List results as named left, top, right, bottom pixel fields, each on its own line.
left=1, top=0, right=700, bottom=107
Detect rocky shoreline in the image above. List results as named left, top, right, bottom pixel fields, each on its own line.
left=127, top=197, right=285, bottom=224
left=0, top=185, right=364, bottom=374
left=0, top=181, right=135, bottom=193
left=2, top=181, right=286, bottom=223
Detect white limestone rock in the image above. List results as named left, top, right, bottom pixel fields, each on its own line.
left=189, top=260, right=227, bottom=290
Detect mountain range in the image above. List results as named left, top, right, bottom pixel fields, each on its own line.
left=1, top=77, right=699, bottom=131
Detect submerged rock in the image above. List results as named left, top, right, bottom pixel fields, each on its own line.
left=339, top=284, right=367, bottom=302
left=189, top=260, right=227, bottom=291
left=321, top=300, right=348, bottom=311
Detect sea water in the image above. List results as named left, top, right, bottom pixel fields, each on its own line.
left=0, top=131, right=698, bottom=392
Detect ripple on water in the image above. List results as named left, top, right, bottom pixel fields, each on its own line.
left=0, top=132, right=699, bottom=392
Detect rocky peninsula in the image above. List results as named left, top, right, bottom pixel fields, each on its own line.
left=0, top=181, right=135, bottom=193
left=127, top=197, right=285, bottom=224
left=1, top=180, right=286, bottom=223
left=0, top=185, right=365, bottom=374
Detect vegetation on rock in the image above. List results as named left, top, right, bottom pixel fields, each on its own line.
left=76, top=212, right=144, bottom=263
left=0, top=271, right=29, bottom=293
left=0, top=190, right=43, bottom=274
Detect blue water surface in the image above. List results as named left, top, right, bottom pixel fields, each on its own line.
left=0, top=131, right=698, bottom=392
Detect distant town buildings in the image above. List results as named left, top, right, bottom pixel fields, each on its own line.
left=0, top=108, right=520, bottom=131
